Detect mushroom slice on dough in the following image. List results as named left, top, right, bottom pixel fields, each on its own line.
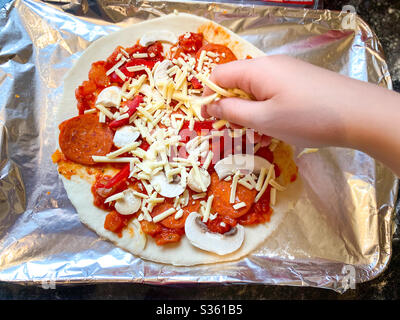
left=214, top=154, right=272, bottom=180
left=153, top=59, right=173, bottom=88
left=96, top=86, right=122, bottom=108
left=113, top=125, right=140, bottom=148
left=139, top=31, right=178, bottom=46
left=150, top=171, right=186, bottom=198
left=114, top=189, right=141, bottom=215
left=128, top=219, right=147, bottom=251
left=185, top=212, right=244, bottom=255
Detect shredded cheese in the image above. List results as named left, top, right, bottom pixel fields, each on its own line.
left=98, top=111, right=106, bottom=123
left=238, top=179, right=254, bottom=190
left=174, top=209, right=184, bottom=220
left=95, top=104, right=114, bottom=119
left=244, top=174, right=257, bottom=188
left=202, top=151, right=213, bottom=171
left=255, top=164, right=274, bottom=203
left=255, top=167, right=268, bottom=192
left=152, top=207, right=176, bottom=223
left=115, top=69, right=126, bottom=81
left=202, top=195, right=214, bottom=223
left=195, top=73, right=235, bottom=98
left=297, top=148, right=319, bottom=158
left=196, top=50, right=207, bottom=72
left=145, top=67, right=155, bottom=88
left=233, top=202, right=246, bottom=210
left=104, top=192, right=125, bottom=203
left=192, top=193, right=207, bottom=200
left=132, top=53, right=148, bottom=58
left=106, top=57, right=126, bottom=76
left=84, top=108, right=97, bottom=114
left=270, top=187, right=277, bottom=206
left=269, top=138, right=280, bottom=152
left=269, top=179, right=286, bottom=191
left=212, top=119, right=228, bottom=130
left=229, top=171, right=241, bottom=204
left=106, top=142, right=140, bottom=159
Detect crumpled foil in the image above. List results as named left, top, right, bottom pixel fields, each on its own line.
left=0, top=0, right=398, bottom=293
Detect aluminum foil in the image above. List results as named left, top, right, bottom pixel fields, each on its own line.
left=0, top=0, right=398, bottom=293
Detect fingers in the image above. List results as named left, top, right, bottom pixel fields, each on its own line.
left=202, top=56, right=276, bottom=100
left=201, top=97, right=273, bottom=131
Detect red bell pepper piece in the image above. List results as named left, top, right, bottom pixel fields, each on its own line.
left=104, top=164, right=130, bottom=189
left=109, top=95, right=143, bottom=129
left=120, top=59, right=156, bottom=78
left=190, top=77, right=203, bottom=89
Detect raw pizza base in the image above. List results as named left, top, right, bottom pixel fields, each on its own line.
left=56, top=13, right=302, bottom=266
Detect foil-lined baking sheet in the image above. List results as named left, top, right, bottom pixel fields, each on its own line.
left=0, top=0, right=398, bottom=293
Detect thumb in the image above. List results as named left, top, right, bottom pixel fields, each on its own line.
left=202, top=97, right=272, bottom=131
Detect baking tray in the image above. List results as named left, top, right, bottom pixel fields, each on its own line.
left=0, top=0, right=397, bottom=293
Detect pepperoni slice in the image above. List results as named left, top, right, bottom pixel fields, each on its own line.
left=207, top=172, right=257, bottom=219
left=150, top=196, right=201, bottom=230
left=151, top=200, right=187, bottom=230
left=59, top=113, right=114, bottom=165
left=195, top=43, right=237, bottom=64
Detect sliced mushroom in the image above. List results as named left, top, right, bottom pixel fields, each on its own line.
left=214, top=154, right=272, bottom=180
left=185, top=212, right=244, bottom=255
left=139, top=31, right=178, bottom=47
left=150, top=171, right=186, bottom=198
left=187, top=167, right=211, bottom=193
left=113, top=125, right=140, bottom=148
left=114, top=189, right=141, bottom=215
left=96, top=86, right=122, bottom=108
left=153, top=59, right=173, bottom=87
left=127, top=219, right=147, bottom=251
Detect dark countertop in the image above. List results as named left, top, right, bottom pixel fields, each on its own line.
left=0, top=0, right=399, bottom=300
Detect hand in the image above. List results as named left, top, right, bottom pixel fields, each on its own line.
left=201, top=55, right=400, bottom=176
left=202, top=55, right=357, bottom=147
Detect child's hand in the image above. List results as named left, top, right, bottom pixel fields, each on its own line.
left=202, top=55, right=354, bottom=147
left=202, top=55, right=400, bottom=176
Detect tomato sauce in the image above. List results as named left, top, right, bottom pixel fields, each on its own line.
left=172, top=32, right=204, bottom=58
left=104, top=210, right=135, bottom=237
left=140, top=220, right=185, bottom=245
